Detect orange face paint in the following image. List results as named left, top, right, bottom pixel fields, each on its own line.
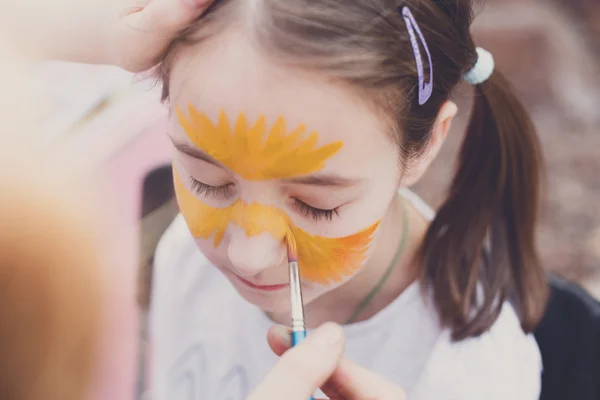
left=292, top=222, right=379, bottom=284
left=174, top=169, right=379, bottom=285
left=174, top=107, right=380, bottom=284
left=175, top=105, right=344, bottom=180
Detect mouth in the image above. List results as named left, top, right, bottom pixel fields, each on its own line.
left=235, top=275, right=289, bottom=292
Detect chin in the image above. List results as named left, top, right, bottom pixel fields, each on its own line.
left=238, top=288, right=292, bottom=314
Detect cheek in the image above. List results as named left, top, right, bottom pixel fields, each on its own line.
left=292, top=173, right=397, bottom=286
left=292, top=221, right=380, bottom=286
left=174, top=180, right=232, bottom=248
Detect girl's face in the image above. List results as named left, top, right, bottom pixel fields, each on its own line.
left=167, top=31, right=401, bottom=313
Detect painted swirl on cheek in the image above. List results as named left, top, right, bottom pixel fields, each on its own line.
left=292, top=222, right=379, bottom=284
left=173, top=169, right=380, bottom=285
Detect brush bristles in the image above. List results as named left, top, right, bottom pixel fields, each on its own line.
left=285, top=230, right=298, bottom=263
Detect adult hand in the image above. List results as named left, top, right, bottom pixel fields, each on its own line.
left=247, top=323, right=407, bottom=400
left=114, top=0, right=215, bottom=71
left=0, top=0, right=215, bottom=72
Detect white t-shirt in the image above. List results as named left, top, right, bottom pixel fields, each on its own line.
left=149, top=189, right=542, bottom=400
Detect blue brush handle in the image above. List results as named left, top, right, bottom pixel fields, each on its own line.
left=291, top=330, right=307, bottom=346
left=291, top=330, right=314, bottom=400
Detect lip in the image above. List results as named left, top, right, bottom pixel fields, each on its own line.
left=235, top=275, right=289, bottom=292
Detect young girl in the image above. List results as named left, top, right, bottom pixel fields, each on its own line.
left=148, top=0, right=549, bottom=398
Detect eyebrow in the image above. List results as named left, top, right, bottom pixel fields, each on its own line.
left=170, top=138, right=223, bottom=168
left=170, top=137, right=362, bottom=188
left=283, top=174, right=364, bottom=189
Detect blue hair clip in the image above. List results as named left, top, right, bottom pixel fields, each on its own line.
left=400, top=6, right=433, bottom=105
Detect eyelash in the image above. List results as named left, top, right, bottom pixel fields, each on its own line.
left=189, top=178, right=339, bottom=222
left=293, top=199, right=339, bottom=222
left=190, top=178, right=233, bottom=199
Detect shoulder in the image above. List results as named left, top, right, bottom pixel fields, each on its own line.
left=410, top=301, right=542, bottom=400
left=153, top=213, right=218, bottom=291
left=150, top=213, right=247, bottom=324
left=150, top=214, right=243, bottom=357
left=154, top=213, right=197, bottom=273
left=150, top=214, right=216, bottom=328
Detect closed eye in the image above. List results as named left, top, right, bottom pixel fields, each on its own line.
left=190, top=178, right=234, bottom=199
left=293, top=199, right=339, bottom=222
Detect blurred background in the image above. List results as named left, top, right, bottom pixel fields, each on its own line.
left=24, top=0, right=599, bottom=398
left=416, top=0, right=600, bottom=295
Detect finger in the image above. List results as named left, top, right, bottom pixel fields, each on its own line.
left=266, top=325, right=292, bottom=356
left=128, top=0, right=214, bottom=34
left=248, top=323, right=345, bottom=400
left=267, top=325, right=405, bottom=399
left=267, top=326, right=346, bottom=399
left=321, top=358, right=407, bottom=400
left=117, top=0, right=215, bottom=71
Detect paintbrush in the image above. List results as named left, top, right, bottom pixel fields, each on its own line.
left=286, top=232, right=315, bottom=400
left=286, top=231, right=308, bottom=346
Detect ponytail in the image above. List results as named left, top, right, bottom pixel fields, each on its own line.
left=420, top=70, right=549, bottom=340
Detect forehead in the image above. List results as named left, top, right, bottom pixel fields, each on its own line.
left=168, top=29, right=397, bottom=176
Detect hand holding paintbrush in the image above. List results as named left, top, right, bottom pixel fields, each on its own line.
left=247, top=323, right=407, bottom=400
left=280, top=233, right=406, bottom=400
left=285, top=231, right=315, bottom=400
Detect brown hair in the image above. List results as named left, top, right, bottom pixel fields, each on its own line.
left=0, top=173, right=103, bottom=399
left=157, top=0, right=548, bottom=340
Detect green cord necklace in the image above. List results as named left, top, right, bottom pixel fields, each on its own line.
left=344, top=197, right=410, bottom=325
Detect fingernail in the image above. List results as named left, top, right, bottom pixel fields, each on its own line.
left=313, top=323, right=343, bottom=348
left=272, top=325, right=291, bottom=346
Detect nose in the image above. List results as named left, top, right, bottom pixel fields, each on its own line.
left=227, top=226, right=286, bottom=278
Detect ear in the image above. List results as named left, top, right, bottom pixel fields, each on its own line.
left=401, top=100, right=458, bottom=187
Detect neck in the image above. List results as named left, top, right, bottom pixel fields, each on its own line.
left=302, top=193, right=429, bottom=328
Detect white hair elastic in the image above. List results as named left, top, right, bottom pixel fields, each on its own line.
left=463, top=47, right=495, bottom=85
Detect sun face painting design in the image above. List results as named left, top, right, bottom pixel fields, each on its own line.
left=173, top=104, right=380, bottom=285
left=175, top=105, right=343, bottom=180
